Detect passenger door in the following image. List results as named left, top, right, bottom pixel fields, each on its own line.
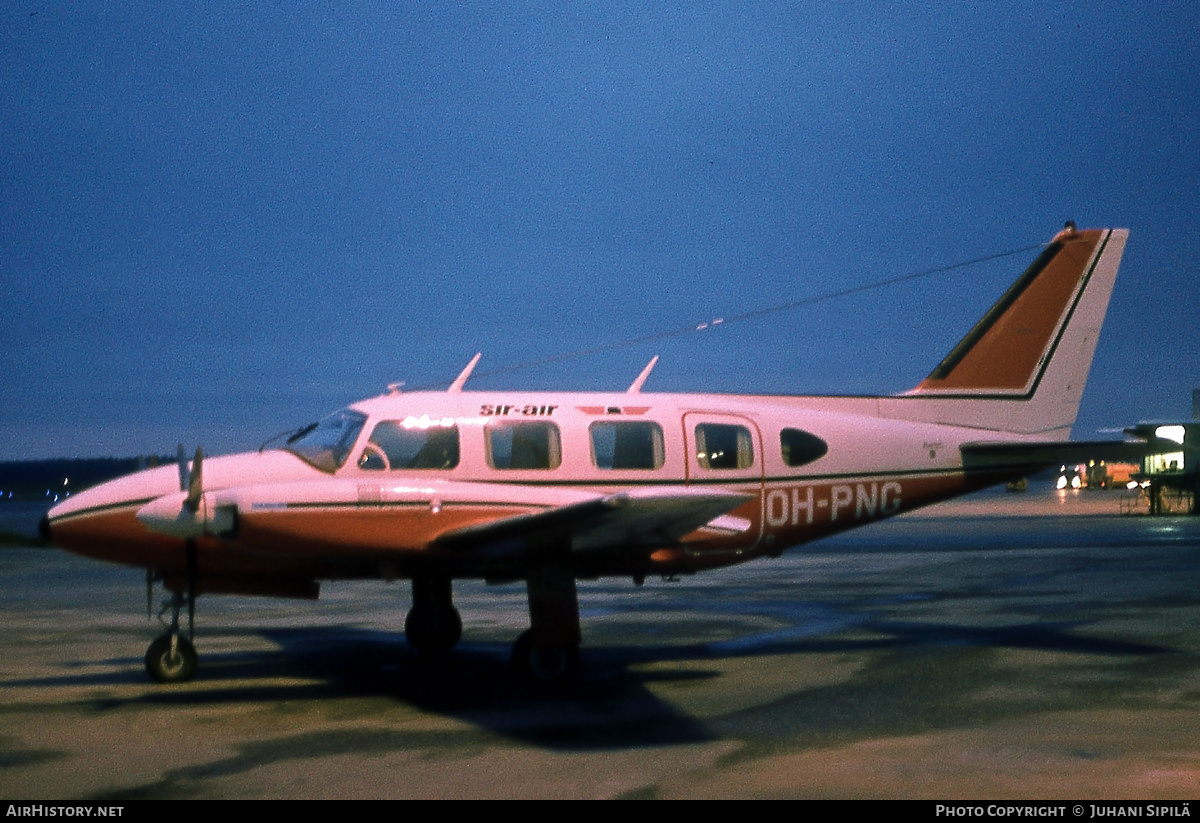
left=682, top=412, right=764, bottom=548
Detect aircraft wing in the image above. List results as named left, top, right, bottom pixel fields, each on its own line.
left=432, top=486, right=754, bottom=561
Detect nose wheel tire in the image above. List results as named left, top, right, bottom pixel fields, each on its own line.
left=145, top=634, right=198, bottom=683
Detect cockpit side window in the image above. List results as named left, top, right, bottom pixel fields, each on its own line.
left=590, top=421, right=664, bottom=470
left=780, top=428, right=828, bottom=468
left=358, top=420, right=460, bottom=470
left=695, top=423, right=754, bottom=470
left=486, top=421, right=561, bottom=470
left=283, top=409, right=368, bottom=473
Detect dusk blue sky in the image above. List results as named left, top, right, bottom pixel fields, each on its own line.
left=3, top=3, right=1198, bottom=460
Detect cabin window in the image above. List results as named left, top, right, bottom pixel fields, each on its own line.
left=358, top=420, right=460, bottom=470
left=486, top=421, right=562, bottom=470
left=590, top=421, right=665, bottom=470
left=780, top=428, right=828, bottom=468
left=695, top=423, right=754, bottom=470
left=284, top=408, right=368, bottom=473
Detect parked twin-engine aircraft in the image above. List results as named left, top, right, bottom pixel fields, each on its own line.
left=45, top=224, right=1134, bottom=686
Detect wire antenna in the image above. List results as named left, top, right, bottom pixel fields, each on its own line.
left=412, top=241, right=1047, bottom=390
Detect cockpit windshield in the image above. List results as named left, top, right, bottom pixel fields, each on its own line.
left=282, top=408, right=368, bottom=473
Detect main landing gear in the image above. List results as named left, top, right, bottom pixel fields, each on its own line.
left=404, top=566, right=583, bottom=688
left=404, top=575, right=463, bottom=657
left=511, top=563, right=581, bottom=687
left=511, top=629, right=579, bottom=685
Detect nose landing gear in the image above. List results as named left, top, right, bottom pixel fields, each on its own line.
left=144, top=529, right=200, bottom=684
left=145, top=566, right=199, bottom=683
left=145, top=631, right=197, bottom=683
left=145, top=581, right=199, bottom=683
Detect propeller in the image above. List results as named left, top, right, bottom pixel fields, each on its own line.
left=177, top=443, right=189, bottom=492
left=179, top=445, right=201, bottom=642
left=136, top=445, right=215, bottom=538
left=184, top=446, right=203, bottom=512
left=141, top=445, right=208, bottom=642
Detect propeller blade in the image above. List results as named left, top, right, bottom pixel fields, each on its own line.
left=177, top=443, right=189, bottom=492
left=184, top=447, right=203, bottom=513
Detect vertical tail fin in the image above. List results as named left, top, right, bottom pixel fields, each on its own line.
left=893, top=225, right=1128, bottom=437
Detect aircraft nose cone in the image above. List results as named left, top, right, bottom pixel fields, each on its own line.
left=38, top=515, right=51, bottom=543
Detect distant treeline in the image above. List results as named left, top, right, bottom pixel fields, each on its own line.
left=0, top=457, right=173, bottom=499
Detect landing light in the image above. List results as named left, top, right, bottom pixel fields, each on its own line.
left=402, top=415, right=455, bottom=429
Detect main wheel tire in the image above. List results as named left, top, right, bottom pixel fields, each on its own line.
left=145, top=634, right=197, bottom=683
left=404, top=606, right=463, bottom=656
left=511, top=630, right=580, bottom=688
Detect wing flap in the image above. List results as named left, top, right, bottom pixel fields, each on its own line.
left=432, top=486, right=754, bottom=559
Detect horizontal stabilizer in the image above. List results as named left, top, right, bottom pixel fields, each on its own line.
left=961, top=438, right=1167, bottom=474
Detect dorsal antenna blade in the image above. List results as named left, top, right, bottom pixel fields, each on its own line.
left=448, top=353, right=482, bottom=393
left=627, top=356, right=659, bottom=394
